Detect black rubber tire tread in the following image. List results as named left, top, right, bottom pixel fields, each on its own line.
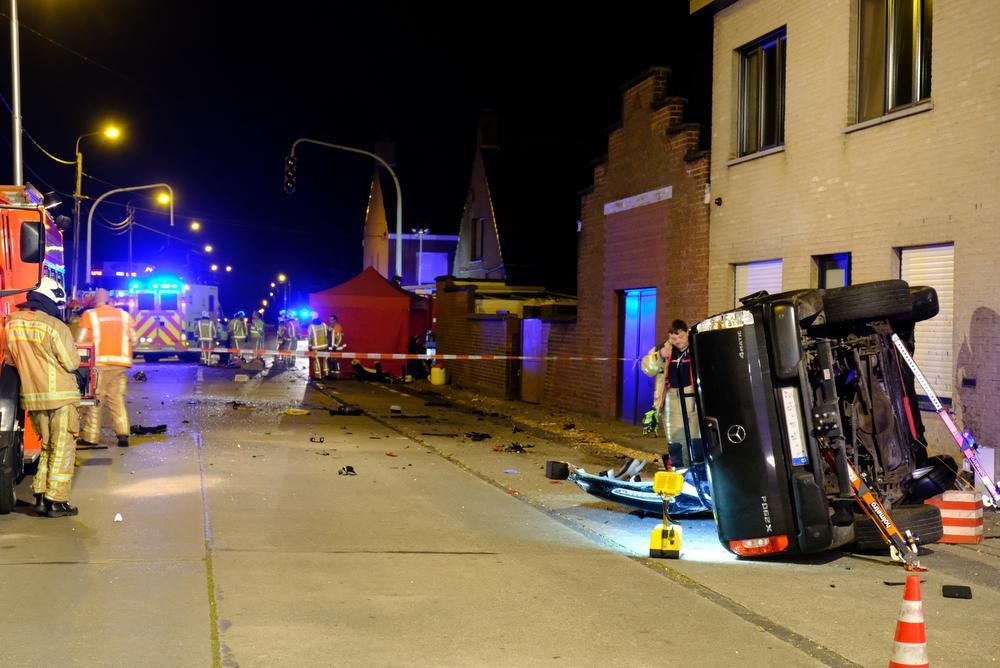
left=909, top=286, right=939, bottom=323
left=853, top=504, right=943, bottom=552
left=0, top=442, right=17, bottom=515
left=823, top=280, right=912, bottom=325
left=908, top=455, right=958, bottom=501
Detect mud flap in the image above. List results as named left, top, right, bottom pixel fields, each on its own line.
left=791, top=471, right=832, bottom=553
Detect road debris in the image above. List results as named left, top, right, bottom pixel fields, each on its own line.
left=942, top=585, right=972, bottom=599
left=329, top=406, right=363, bottom=416
left=234, top=374, right=250, bottom=382
left=132, top=371, right=148, bottom=383
left=130, top=424, right=167, bottom=435
left=465, top=432, right=492, bottom=442
left=113, top=513, right=123, bottom=522
left=385, top=451, right=398, bottom=457
left=563, top=423, right=576, bottom=430
left=545, top=461, right=570, bottom=480
left=338, top=465, right=357, bottom=476
left=424, top=401, right=453, bottom=408
left=503, top=469, right=520, bottom=475
left=493, top=442, right=533, bottom=454
left=310, top=436, right=325, bottom=443
left=421, top=432, right=459, bottom=438
left=390, top=405, right=402, bottom=414
left=231, top=401, right=247, bottom=409
left=284, top=408, right=310, bottom=416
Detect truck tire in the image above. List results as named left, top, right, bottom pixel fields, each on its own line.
left=824, top=280, right=913, bottom=325
left=853, top=504, right=943, bottom=552
left=909, top=286, right=939, bottom=323
left=0, top=432, right=22, bottom=515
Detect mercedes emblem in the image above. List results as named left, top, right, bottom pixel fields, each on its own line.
left=726, top=424, right=747, bottom=444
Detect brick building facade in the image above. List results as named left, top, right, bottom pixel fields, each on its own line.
left=435, top=69, right=712, bottom=421
left=697, top=0, right=1000, bottom=460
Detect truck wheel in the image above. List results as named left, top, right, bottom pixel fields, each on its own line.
left=0, top=433, right=22, bottom=514
left=823, top=280, right=913, bottom=325
left=853, top=504, right=943, bottom=552
left=909, top=286, right=939, bottom=323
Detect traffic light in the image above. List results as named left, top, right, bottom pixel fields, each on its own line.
left=283, top=155, right=297, bottom=194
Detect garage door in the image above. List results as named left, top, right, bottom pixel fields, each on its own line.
left=734, top=259, right=783, bottom=307
left=901, top=244, right=955, bottom=399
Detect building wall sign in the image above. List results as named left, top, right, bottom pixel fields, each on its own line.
left=603, top=185, right=673, bottom=216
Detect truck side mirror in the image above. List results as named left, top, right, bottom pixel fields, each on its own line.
left=19, top=218, right=43, bottom=264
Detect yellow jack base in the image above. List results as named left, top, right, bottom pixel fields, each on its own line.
left=649, top=522, right=682, bottom=559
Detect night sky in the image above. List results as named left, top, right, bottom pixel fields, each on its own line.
left=2, top=1, right=712, bottom=313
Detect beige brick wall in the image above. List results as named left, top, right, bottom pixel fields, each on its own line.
left=709, top=0, right=1000, bottom=452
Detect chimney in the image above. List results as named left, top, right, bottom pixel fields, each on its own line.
left=477, top=110, right=500, bottom=150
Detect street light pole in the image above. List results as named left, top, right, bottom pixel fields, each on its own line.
left=9, top=0, right=22, bottom=185
left=86, top=183, right=173, bottom=283
left=290, top=138, right=404, bottom=279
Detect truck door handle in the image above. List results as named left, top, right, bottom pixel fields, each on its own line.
left=704, top=416, right=723, bottom=460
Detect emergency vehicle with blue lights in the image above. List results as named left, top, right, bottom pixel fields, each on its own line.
left=126, top=275, right=195, bottom=361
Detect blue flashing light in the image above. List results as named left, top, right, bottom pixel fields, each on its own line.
left=152, top=284, right=159, bottom=289
left=299, top=308, right=311, bottom=319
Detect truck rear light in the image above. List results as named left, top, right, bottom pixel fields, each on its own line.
left=728, top=535, right=790, bottom=556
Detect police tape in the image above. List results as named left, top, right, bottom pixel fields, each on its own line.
left=135, top=345, right=634, bottom=363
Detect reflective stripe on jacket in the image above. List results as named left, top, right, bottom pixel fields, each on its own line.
left=308, top=323, right=328, bottom=349
left=5, top=310, right=81, bottom=410
left=77, top=305, right=135, bottom=367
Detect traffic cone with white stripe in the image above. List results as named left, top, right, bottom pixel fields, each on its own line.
left=889, top=574, right=929, bottom=668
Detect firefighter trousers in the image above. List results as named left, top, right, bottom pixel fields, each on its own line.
left=666, top=388, right=700, bottom=469
left=30, top=404, right=80, bottom=502
left=309, top=347, right=328, bottom=379
left=199, top=338, right=213, bottom=365
left=232, top=336, right=246, bottom=361
left=80, top=365, right=130, bottom=442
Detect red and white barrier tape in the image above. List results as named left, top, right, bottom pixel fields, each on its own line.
left=136, top=345, right=632, bottom=363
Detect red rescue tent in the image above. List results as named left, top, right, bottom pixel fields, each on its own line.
left=308, top=267, right=429, bottom=375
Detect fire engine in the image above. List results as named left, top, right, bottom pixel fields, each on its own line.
left=0, top=184, right=69, bottom=513
left=127, top=275, right=197, bottom=361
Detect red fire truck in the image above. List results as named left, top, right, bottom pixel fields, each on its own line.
left=0, top=184, right=70, bottom=513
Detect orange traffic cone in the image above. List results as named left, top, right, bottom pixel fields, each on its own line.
left=889, top=574, right=929, bottom=668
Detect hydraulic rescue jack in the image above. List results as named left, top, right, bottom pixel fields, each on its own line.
left=649, top=471, right=685, bottom=559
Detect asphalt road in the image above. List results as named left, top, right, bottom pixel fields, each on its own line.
left=1, top=359, right=997, bottom=667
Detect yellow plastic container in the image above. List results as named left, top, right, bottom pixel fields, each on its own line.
left=430, top=367, right=448, bottom=385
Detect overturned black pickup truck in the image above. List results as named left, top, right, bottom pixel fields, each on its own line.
left=690, top=280, right=951, bottom=558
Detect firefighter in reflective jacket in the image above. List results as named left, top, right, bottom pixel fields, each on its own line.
left=4, top=277, right=82, bottom=517
left=328, top=314, right=344, bottom=376
left=306, top=318, right=328, bottom=380
left=196, top=312, right=218, bottom=365
left=250, top=312, right=265, bottom=360
left=227, top=311, right=248, bottom=362
left=77, top=288, right=137, bottom=449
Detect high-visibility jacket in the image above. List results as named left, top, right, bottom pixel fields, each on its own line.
left=228, top=317, right=248, bottom=339
left=251, top=318, right=265, bottom=338
left=5, top=309, right=81, bottom=410
left=283, top=320, right=298, bottom=340
left=330, top=323, right=343, bottom=348
left=307, top=323, right=328, bottom=349
left=197, top=318, right=217, bottom=340
left=77, top=305, right=136, bottom=367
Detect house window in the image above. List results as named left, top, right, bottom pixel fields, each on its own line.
left=733, top=259, right=783, bottom=307
left=858, top=0, right=932, bottom=122
left=738, top=28, right=786, bottom=157
left=900, top=244, right=953, bottom=400
left=470, top=218, right=484, bottom=262
left=815, top=253, right=852, bottom=288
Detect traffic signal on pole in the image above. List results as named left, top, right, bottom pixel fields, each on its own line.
left=283, top=155, right=297, bottom=194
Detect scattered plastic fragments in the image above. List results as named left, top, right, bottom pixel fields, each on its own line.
left=385, top=452, right=398, bottom=457
left=132, top=371, right=147, bottom=383
left=390, top=405, right=402, bottom=414
left=329, top=406, right=363, bottom=416
left=113, top=513, right=123, bottom=522
left=310, top=436, right=325, bottom=443
left=465, top=432, right=492, bottom=442
left=498, top=442, right=533, bottom=454
left=563, top=423, right=576, bottom=430
left=942, top=585, right=972, bottom=599
left=284, top=408, right=310, bottom=416
left=130, top=424, right=167, bottom=435
left=234, top=374, right=249, bottom=383
left=231, top=401, right=247, bottom=409
left=503, top=469, right=520, bottom=475
left=338, top=466, right=357, bottom=476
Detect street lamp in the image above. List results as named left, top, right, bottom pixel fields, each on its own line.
left=210, top=264, right=218, bottom=272
left=225, top=265, right=232, bottom=272
left=190, top=220, right=201, bottom=231
left=204, top=244, right=213, bottom=253
left=287, top=138, right=404, bottom=278
left=72, top=124, right=123, bottom=294
left=262, top=299, right=268, bottom=307
left=86, top=183, right=173, bottom=287
left=412, top=227, right=429, bottom=285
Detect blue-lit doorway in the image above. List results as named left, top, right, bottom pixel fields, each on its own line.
left=619, top=288, right=657, bottom=425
